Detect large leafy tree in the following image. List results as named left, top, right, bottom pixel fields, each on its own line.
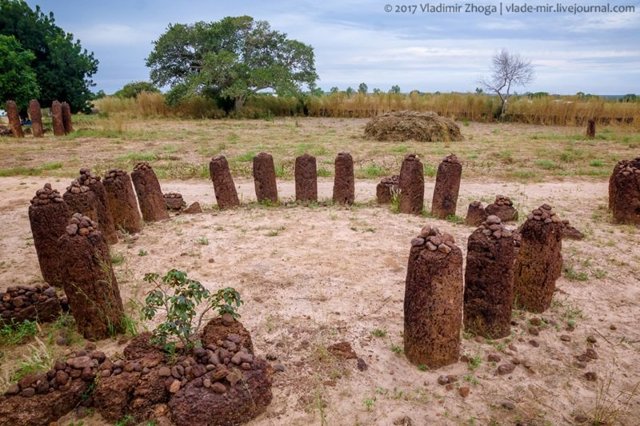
left=0, top=35, right=39, bottom=108
left=0, top=0, right=98, bottom=112
left=146, top=16, right=317, bottom=110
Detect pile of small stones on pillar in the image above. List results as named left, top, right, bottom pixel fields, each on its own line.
left=376, top=175, right=399, bottom=204
left=63, top=179, right=99, bottom=225
left=58, top=214, right=125, bottom=340
left=164, top=192, right=186, bottom=211
left=29, top=99, right=44, bottom=137
left=28, top=183, right=70, bottom=287
left=0, top=284, right=65, bottom=324
left=131, top=162, right=170, bottom=222
left=399, top=154, right=424, bottom=215
left=103, top=169, right=143, bottom=233
left=431, top=154, right=462, bottom=219
left=514, top=204, right=564, bottom=313
left=465, top=200, right=487, bottom=226
left=333, top=152, right=355, bottom=205
left=295, top=154, right=318, bottom=203
left=463, top=215, right=516, bottom=339
left=404, top=225, right=462, bottom=368
left=608, top=157, right=640, bottom=225
left=209, top=155, right=240, bottom=209
left=77, top=168, right=118, bottom=244
left=485, top=195, right=518, bottom=222
left=253, top=152, right=278, bottom=204
left=5, top=100, right=23, bottom=138
left=51, top=100, right=66, bottom=136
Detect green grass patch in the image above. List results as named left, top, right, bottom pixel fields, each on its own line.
left=360, top=164, right=388, bottom=178
left=423, top=164, right=437, bottom=177
left=0, top=320, right=38, bottom=345
left=116, top=152, right=157, bottom=163
left=535, top=159, right=560, bottom=170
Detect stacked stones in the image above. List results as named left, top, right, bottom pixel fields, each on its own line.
left=63, top=179, right=99, bottom=224
left=485, top=195, right=518, bottom=222
left=5, top=100, right=23, bottom=138
left=131, top=162, right=170, bottom=222
left=209, top=155, right=240, bottom=209
left=465, top=201, right=487, bottom=226
left=59, top=214, right=125, bottom=339
left=514, top=204, right=563, bottom=313
left=295, top=154, right=318, bottom=203
left=103, top=169, right=143, bottom=233
left=51, top=101, right=65, bottom=136
left=431, top=154, right=462, bottom=219
left=28, top=183, right=70, bottom=287
left=608, top=157, right=640, bottom=225
left=0, top=284, right=62, bottom=324
left=463, top=215, right=516, bottom=339
left=77, top=168, right=118, bottom=244
left=404, top=225, right=462, bottom=368
left=28, top=99, right=44, bottom=137
left=376, top=175, right=399, bottom=204
left=399, top=154, right=424, bottom=215
left=164, top=193, right=186, bottom=211
left=333, top=152, right=355, bottom=205
left=61, top=102, right=73, bottom=134
left=253, top=152, right=278, bottom=204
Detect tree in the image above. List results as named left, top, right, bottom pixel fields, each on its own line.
left=0, top=0, right=98, bottom=112
left=114, top=81, right=160, bottom=98
left=389, top=85, right=401, bottom=94
left=146, top=16, right=317, bottom=110
left=358, top=82, right=368, bottom=94
left=0, top=35, right=39, bottom=108
left=481, top=49, right=534, bottom=118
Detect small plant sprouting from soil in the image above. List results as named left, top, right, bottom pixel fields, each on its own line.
left=111, top=252, right=125, bottom=266
left=371, top=328, right=387, bottom=338
left=0, top=319, right=38, bottom=345
left=138, top=249, right=148, bottom=257
left=196, top=236, right=209, bottom=245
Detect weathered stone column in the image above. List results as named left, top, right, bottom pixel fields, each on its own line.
left=61, top=102, right=73, bottom=134
left=103, top=169, right=143, bottom=233
left=252, top=152, right=278, bottom=204
left=51, top=101, right=65, bottom=136
left=164, top=192, right=186, bottom=211
left=464, top=215, right=516, bottom=339
left=333, top=152, right=355, bottom=205
left=376, top=175, right=399, bottom=204
left=465, top=201, right=487, bottom=226
left=6, top=100, right=24, bottom=138
left=28, top=184, right=70, bottom=287
left=404, top=225, right=462, bottom=368
left=586, top=119, right=596, bottom=139
left=485, top=195, right=518, bottom=222
left=131, top=162, right=170, bottom=222
left=59, top=214, right=125, bottom=339
left=608, top=157, right=640, bottom=225
left=28, top=99, right=44, bottom=137
left=399, top=154, right=424, bottom=215
left=513, top=204, right=563, bottom=313
left=77, top=168, right=118, bottom=244
left=209, top=155, right=240, bottom=209
left=63, top=180, right=99, bottom=222
left=295, top=154, right=318, bottom=202
left=431, top=154, right=462, bottom=219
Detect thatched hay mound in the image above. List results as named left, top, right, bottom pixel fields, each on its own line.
left=364, top=111, right=463, bottom=142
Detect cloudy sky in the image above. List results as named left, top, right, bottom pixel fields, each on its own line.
left=26, top=0, right=640, bottom=95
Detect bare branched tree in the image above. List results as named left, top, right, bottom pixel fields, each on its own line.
left=480, top=49, right=534, bottom=119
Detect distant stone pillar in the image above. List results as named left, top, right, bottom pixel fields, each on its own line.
left=332, top=152, right=355, bottom=205
left=404, top=225, right=462, bottom=368
left=28, top=184, right=70, bottom=287
left=485, top=195, right=518, bottom=222
left=63, top=180, right=99, bottom=223
left=77, top=169, right=118, bottom=244
left=252, top=152, right=278, bottom=204
left=465, top=201, right=486, bottom=226
left=6, top=100, right=24, bottom=138
left=514, top=204, right=563, bottom=313
left=209, top=155, right=240, bottom=209
left=61, top=102, right=73, bottom=134
left=376, top=175, right=399, bottom=204
left=398, top=154, right=424, bottom=215
left=464, top=215, right=516, bottom=338
left=295, top=154, right=318, bottom=202
left=431, top=154, right=462, bottom=219
left=51, top=101, right=65, bottom=136
left=28, top=100, right=44, bottom=137
left=586, top=119, right=596, bottom=139
left=59, top=214, right=125, bottom=340
left=608, top=158, right=640, bottom=225
left=131, top=162, right=170, bottom=222
left=103, top=169, right=143, bottom=233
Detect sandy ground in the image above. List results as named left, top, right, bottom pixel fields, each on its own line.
left=0, top=176, right=639, bottom=425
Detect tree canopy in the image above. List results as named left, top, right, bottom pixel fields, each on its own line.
left=0, top=35, right=39, bottom=108
left=481, top=49, right=534, bottom=118
left=114, top=81, right=160, bottom=98
left=0, top=0, right=98, bottom=112
left=146, top=16, right=317, bottom=110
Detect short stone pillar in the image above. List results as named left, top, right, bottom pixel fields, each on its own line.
left=164, top=192, right=186, bottom=211
left=398, top=154, right=424, bottom=215
left=465, top=201, right=487, bottom=226
left=209, top=155, right=240, bottom=209
left=431, top=154, right=462, bottom=219
left=333, top=152, right=355, bottom=205
left=131, top=162, right=170, bottom=222
left=513, top=204, right=563, bottom=313
left=6, top=100, right=23, bottom=138
left=252, top=152, right=278, bottom=204
left=608, top=157, right=640, bottom=225
left=28, top=184, right=70, bottom=287
left=485, top=195, right=518, bottom=222
left=28, top=99, right=44, bottom=137
left=59, top=214, right=125, bottom=339
left=464, top=215, right=516, bottom=338
left=63, top=179, right=99, bottom=224
left=376, top=175, right=399, bottom=204
left=404, top=225, right=462, bottom=368
left=103, top=169, right=143, bottom=234
left=586, top=119, right=596, bottom=139
left=295, top=154, right=318, bottom=202
left=77, top=169, right=118, bottom=244
left=61, top=102, right=73, bottom=134
left=51, top=101, right=65, bottom=136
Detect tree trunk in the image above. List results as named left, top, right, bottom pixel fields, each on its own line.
left=234, top=96, right=245, bottom=111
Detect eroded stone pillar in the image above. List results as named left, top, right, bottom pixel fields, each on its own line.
left=333, top=152, right=355, bottom=205
left=209, top=155, right=240, bottom=209
left=295, top=154, right=318, bottom=203
left=431, top=154, right=462, bottom=219
left=131, top=162, right=170, bottom=222
left=103, top=169, right=143, bottom=233
left=253, top=152, right=278, bottom=204
left=398, top=154, right=424, bottom=215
